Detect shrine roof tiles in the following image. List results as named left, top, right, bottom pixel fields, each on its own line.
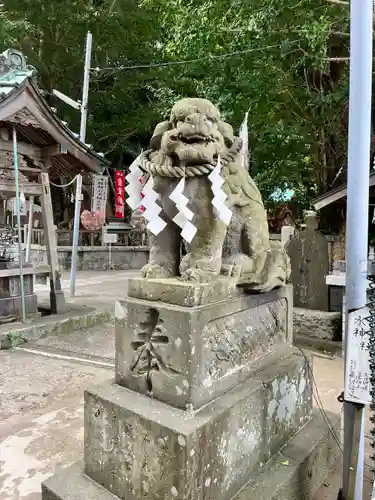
left=0, top=48, right=109, bottom=179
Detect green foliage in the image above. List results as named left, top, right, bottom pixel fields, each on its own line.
left=1, top=0, right=162, bottom=155
left=142, top=0, right=349, bottom=205
left=0, top=0, right=350, bottom=208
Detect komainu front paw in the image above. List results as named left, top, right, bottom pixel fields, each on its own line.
left=140, top=263, right=174, bottom=279
left=180, top=268, right=218, bottom=283
left=221, top=254, right=255, bottom=279
left=180, top=257, right=220, bottom=283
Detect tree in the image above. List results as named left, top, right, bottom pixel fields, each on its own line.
left=139, top=0, right=349, bottom=207
left=1, top=0, right=162, bottom=157
left=0, top=0, right=350, bottom=211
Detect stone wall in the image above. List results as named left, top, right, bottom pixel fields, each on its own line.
left=28, top=245, right=149, bottom=271
left=28, top=234, right=342, bottom=274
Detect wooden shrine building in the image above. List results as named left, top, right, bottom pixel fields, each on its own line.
left=0, top=48, right=108, bottom=318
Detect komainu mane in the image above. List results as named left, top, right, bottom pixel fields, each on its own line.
left=139, top=97, right=290, bottom=292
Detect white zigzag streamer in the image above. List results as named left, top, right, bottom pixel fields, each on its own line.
left=141, top=176, right=167, bottom=235
left=169, top=177, right=197, bottom=243
left=208, top=156, right=232, bottom=226
left=125, top=153, right=144, bottom=210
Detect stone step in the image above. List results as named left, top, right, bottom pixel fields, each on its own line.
left=0, top=305, right=112, bottom=349
left=234, top=410, right=341, bottom=500
left=41, top=410, right=340, bottom=500
left=42, top=463, right=119, bottom=500
left=294, top=334, right=342, bottom=358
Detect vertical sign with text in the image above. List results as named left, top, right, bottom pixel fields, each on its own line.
left=344, top=306, right=371, bottom=405
left=114, top=170, right=125, bottom=219
left=92, top=174, right=108, bottom=216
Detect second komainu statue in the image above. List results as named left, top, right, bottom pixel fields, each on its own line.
left=137, top=97, right=291, bottom=292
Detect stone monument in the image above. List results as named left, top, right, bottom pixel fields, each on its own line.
left=42, top=99, right=339, bottom=500
left=286, top=211, right=329, bottom=311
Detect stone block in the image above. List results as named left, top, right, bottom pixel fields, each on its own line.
left=115, top=285, right=293, bottom=410
left=41, top=410, right=339, bottom=500
left=127, top=277, right=243, bottom=307
left=237, top=411, right=341, bottom=500
left=41, top=463, right=118, bottom=500
left=293, top=307, right=342, bottom=341
left=258, top=352, right=313, bottom=461
left=83, top=349, right=311, bottom=500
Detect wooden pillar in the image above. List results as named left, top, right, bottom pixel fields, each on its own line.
left=39, top=172, right=66, bottom=314
left=25, top=196, right=34, bottom=263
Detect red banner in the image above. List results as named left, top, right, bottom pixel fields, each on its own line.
left=114, top=170, right=125, bottom=218
left=138, top=175, right=145, bottom=212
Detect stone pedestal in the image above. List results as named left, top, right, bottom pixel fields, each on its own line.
left=42, top=279, right=340, bottom=500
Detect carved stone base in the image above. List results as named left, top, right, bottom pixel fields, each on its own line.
left=42, top=409, right=340, bottom=500
left=115, top=285, right=292, bottom=410
left=44, top=348, right=311, bottom=500
left=41, top=280, right=339, bottom=500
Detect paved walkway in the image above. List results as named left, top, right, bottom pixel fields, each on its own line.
left=0, top=270, right=372, bottom=499
left=34, top=269, right=139, bottom=310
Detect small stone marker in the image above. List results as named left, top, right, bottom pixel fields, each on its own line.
left=286, top=211, right=329, bottom=311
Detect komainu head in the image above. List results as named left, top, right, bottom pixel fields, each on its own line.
left=150, top=98, right=235, bottom=167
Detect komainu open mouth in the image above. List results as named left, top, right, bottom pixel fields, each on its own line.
left=178, top=133, right=214, bottom=144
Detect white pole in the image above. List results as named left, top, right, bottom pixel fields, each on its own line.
left=70, top=174, right=83, bottom=297
left=79, top=31, right=92, bottom=143
left=343, top=0, right=373, bottom=498
left=12, top=125, right=26, bottom=322
left=355, top=408, right=365, bottom=500
left=25, top=196, right=34, bottom=263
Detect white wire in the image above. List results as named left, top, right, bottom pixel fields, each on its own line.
left=50, top=175, right=78, bottom=188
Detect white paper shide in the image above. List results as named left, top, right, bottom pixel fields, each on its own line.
left=208, top=156, right=232, bottom=226
left=125, top=153, right=144, bottom=210
left=141, top=176, right=167, bottom=236
left=169, top=177, right=197, bottom=243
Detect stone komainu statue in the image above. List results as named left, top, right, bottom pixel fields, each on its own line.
left=139, top=98, right=291, bottom=292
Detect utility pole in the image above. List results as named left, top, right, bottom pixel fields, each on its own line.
left=70, top=174, right=83, bottom=297
left=53, top=31, right=92, bottom=143
left=342, top=0, right=373, bottom=498
left=52, top=31, right=93, bottom=296
left=80, top=31, right=92, bottom=143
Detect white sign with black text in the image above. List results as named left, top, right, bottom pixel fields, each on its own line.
left=344, top=306, right=371, bottom=405
left=92, top=174, right=108, bottom=215
left=103, top=232, right=117, bottom=244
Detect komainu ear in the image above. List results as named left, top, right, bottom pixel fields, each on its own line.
left=217, top=121, right=234, bottom=148
left=150, top=121, right=171, bottom=150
